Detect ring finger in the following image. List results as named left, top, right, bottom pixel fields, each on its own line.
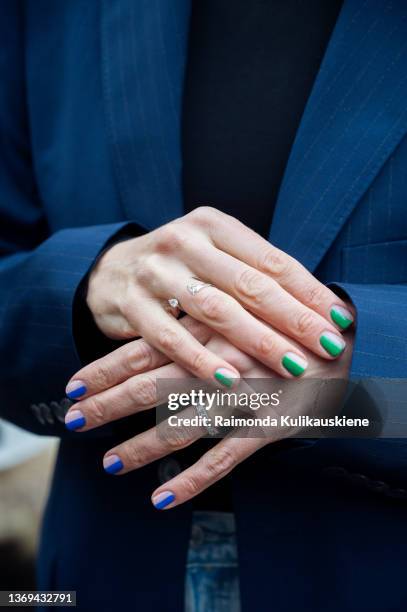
left=156, top=276, right=311, bottom=378
left=125, top=299, right=241, bottom=387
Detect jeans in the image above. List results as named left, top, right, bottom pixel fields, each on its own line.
left=185, top=512, right=241, bottom=612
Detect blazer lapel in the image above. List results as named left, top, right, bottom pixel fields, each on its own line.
left=269, top=0, right=407, bottom=272
left=100, top=0, right=191, bottom=230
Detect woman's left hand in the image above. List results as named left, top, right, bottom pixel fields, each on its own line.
left=64, top=320, right=354, bottom=509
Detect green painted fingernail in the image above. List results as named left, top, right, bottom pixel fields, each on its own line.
left=330, top=305, right=354, bottom=330
left=214, top=368, right=238, bottom=388
left=282, top=353, right=308, bottom=377
left=320, top=332, right=346, bottom=357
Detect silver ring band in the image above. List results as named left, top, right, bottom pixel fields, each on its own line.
left=168, top=277, right=212, bottom=312
left=194, top=402, right=219, bottom=437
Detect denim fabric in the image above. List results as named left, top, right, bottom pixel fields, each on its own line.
left=185, top=512, right=241, bottom=612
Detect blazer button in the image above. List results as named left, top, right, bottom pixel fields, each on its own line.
left=348, top=473, right=368, bottom=486
left=39, top=403, right=54, bottom=425
left=158, top=458, right=182, bottom=484
left=367, top=480, right=388, bottom=494
left=30, top=403, right=46, bottom=425
left=51, top=399, right=72, bottom=423
left=387, top=488, right=407, bottom=499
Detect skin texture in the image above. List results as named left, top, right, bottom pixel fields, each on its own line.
left=65, top=317, right=354, bottom=508
left=66, top=210, right=356, bottom=507
left=84, top=207, right=353, bottom=381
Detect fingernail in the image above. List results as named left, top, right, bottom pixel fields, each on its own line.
left=214, top=368, right=239, bottom=388
left=282, top=352, right=308, bottom=377
left=330, top=305, right=354, bottom=330
left=320, top=332, right=346, bottom=357
left=65, top=409, right=86, bottom=431
left=152, top=491, right=176, bottom=510
left=66, top=380, right=87, bottom=400
left=103, top=454, right=124, bottom=475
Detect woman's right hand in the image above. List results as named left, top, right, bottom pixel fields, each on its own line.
left=81, top=207, right=353, bottom=392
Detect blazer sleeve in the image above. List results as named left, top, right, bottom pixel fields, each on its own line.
left=331, top=283, right=407, bottom=379
left=329, top=281, right=407, bottom=447
left=0, top=1, right=132, bottom=436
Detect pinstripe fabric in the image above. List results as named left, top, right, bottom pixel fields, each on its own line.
left=265, top=0, right=407, bottom=381
left=100, top=0, right=407, bottom=387
left=0, top=222, right=132, bottom=434
left=0, top=2, right=405, bottom=610
left=0, top=1, right=135, bottom=435
left=101, top=0, right=189, bottom=230
left=1, top=0, right=406, bottom=425
left=270, top=0, right=407, bottom=272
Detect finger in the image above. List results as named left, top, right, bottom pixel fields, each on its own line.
left=65, top=316, right=212, bottom=400
left=178, top=240, right=348, bottom=360
left=66, top=333, right=262, bottom=433
left=127, top=302, right=241, bottom=387
left=101, top=405, right=205, bottom=475
left=64, top=361, right=189, bottom=431
left=156, top=276, right=312, bottom=377
left=99, top=374, right=259, bottom=469
left=187, top=207, right=355, bottom=330
left=150, top=436, right=266, bottom=509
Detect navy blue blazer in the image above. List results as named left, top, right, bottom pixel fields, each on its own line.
left=1, top=1, right=407, bottom=610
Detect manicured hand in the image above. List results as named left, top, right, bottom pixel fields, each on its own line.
left=64, top=320, right=354, bottom=510
left=80, top=207, right=353, bottom=391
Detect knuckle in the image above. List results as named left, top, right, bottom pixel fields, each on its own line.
left=304, top=283, right=326, bottom=310
left=119, top=296, right=135, bottom=319
left=116, top=305, right=139, bottom=337
left=92, top=361, right=111, bottom=389
left=189, top=350, right=210, bottom=375
left=87, top=396, right=106, bottom=426
left=162, top=424, right=192, bottom=451
left=155, top=225, right=188, bottom=253
left=117, top=318, right=137, bottom=339
left=133, top=263, right=151, bottom=287
left=256, top=332, right=276, bottom=358
left=188, top=205, right=220, bottom=227
left=133, top=254, right=161, bottom=288
left=122, top=442, right=149, bottom=469
left=128, top=375, right=157, bottom=407
left=157, top=326, right=183, bottom=353
left=198, top=291, right=231, bottom=323
left=235, top=268, right=269, bottom=304
left=204, top=447, right=236, bottom=478
left=127, top=341, right=154, bottom=373
left=258, top=247, right=290, bottom=278
left=294, top=310, right=317, bottom=337
left=182, top=474, right=202, bottom=497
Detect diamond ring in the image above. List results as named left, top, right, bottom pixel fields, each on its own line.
left=167, top=298, right=180, bottom=309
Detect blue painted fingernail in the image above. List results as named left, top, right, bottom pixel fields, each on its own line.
left=103, top=454, right=124, bottom=475
left=152, top=491, right=175, bottom=510
left=66, top=380, right=87, bottom=400
left=65, top=409, right=86, bottom=431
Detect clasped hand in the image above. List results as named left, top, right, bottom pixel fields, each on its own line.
left=65, top=208, right=354, bottom=508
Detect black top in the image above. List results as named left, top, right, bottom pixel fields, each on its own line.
left=182, top=0, right=343, bottom=509
left=183, top=0, right=343, bottom=236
